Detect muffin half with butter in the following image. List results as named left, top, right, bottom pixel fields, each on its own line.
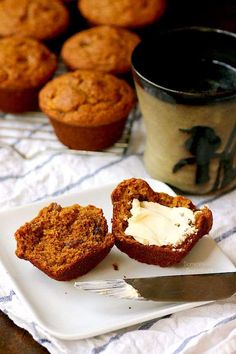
left=111, top=178, right=213, bottom=267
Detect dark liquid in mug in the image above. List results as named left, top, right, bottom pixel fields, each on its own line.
left=141, top=57, right=236, bottom=96
left=155, top=59, right=236, bottom=94
left=133, top=28, right=236, bottom=102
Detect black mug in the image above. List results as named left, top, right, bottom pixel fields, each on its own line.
left=132, top=27, right=236, bottom=194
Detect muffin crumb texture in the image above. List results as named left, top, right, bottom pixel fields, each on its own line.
left=15, top=202, right=114, bottom=281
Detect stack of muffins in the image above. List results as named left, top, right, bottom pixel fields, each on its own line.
left=0, top=0, right=166, bottom=151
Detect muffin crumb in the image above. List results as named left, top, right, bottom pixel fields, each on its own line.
left=15, top=202, right=114, bottom=281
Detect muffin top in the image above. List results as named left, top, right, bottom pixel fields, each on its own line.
left=78, top=0, right=166, bottom=28
left=61, top=26, right=141, bottom=74
left=0, top=0, right=69, bottom=40
left=0, top=36, right=57, bottom=89
left=39, top=70, right=136, bottom=126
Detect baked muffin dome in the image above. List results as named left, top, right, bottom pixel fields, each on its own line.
left=0, top=36, right=57, bottom=90
left=0, top=0, right=69, bottom=40
left=0, top=36, right=57, bottom=112
left=39, top=70, right=135, bottom=150
left=78, top=0, right=166, bottom=28
left=61, top=25, right=141, bottom=74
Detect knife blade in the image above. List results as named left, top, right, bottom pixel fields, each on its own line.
left=74, top=272, right=236, bottom=302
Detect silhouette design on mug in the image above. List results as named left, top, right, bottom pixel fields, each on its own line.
left=173, top=125, right=236, bottom=190
left=173, top=126, right=221, bottom=185
left=212, top=124, right=236, bottom=191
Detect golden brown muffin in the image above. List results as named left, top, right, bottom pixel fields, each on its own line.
left=39, top=70, right=136, bottom=151
left=78, top=0, right=166, bottom=28
left=111, top=178, right=213, bottom=267
left=61, top=26, right=141, bottom=74
left=15, top=202, right=114, bottom=281
left=0, top=0, right=69, bottom=40
left=0, top=36, right=57, bottom=113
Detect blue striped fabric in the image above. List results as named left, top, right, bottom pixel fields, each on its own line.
left=0, top=108, right=235, bottom=354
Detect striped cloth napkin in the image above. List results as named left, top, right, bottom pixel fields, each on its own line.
left=0, top=109, right=235, bottom=354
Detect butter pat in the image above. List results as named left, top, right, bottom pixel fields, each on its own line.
left=124, top=199, right=197, bottom=247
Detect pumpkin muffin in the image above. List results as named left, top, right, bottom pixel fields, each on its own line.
left=39, top=70, right=136, bottom=151
left=15, top=202, right=114, bottom=281
left=78, top=0, right=166, bottom=28
left=0, top=0, right=69, bottom=41
left=0, top=36, right=57, bottom=113
left=61, top=26, right=141, bottom=74
left=112, top=178, right=213, bottom=267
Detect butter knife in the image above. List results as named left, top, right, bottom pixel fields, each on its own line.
left=74, top=272, right=236, bottom=302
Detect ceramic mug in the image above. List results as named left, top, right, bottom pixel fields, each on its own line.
left=132, top=27, right=236, bottom=194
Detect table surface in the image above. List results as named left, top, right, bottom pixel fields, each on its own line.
left=0, top=0, right=235, bottom=353
left=0, top=311, right=48, bottom=354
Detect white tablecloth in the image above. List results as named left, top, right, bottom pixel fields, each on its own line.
left=0, top=110, right=235, bottom=354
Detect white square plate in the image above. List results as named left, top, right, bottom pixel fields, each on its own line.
left=0, top=178, right=235, bottom=340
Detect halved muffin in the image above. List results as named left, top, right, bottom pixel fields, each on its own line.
left=111, top=178, right=213, bottom=267
left=15, top=202, right=114, bottom=280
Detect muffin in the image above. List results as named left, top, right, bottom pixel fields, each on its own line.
left=61, top=25, right=141, bottom=74
left=15, top=202, right=114, bottom=281
left=78, top=0, right=166, bottom=28
left=0, top=36, right=57, bottom=113
left=0, top=0, right=69, bottom=41
left=111, top=178, right=213, bottom=267
left=39, top=70, right=136, bottom=151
